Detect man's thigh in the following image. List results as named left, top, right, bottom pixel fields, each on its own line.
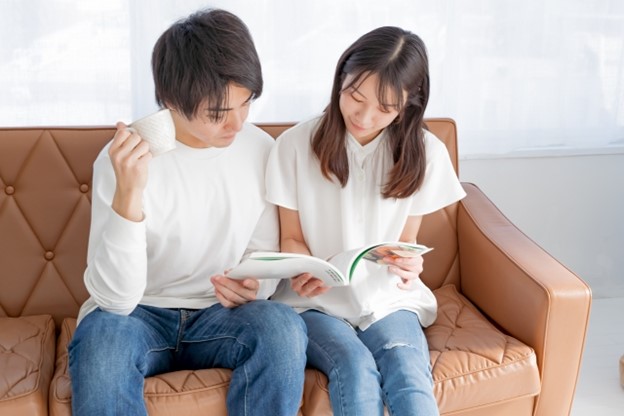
left=70, top=306, right=180, bottom=378
left=177, top=300, right=304, bottom=369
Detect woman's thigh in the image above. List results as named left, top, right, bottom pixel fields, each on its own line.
left=357, top=310, right=429, bottom=360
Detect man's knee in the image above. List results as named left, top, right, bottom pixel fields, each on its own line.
left=241, top=301, right=307, bottom=356
left=70, top=310, right=146, bottom=372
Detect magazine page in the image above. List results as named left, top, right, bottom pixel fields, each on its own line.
left=227, top=252, right=349, bottom=286
left=325, top=248, right=365, bottom=282
left=359, top=242, right=432, bottom=265
left=228, top=243, right=432, bottom=286
left=327, top=242, right=433, bottom=281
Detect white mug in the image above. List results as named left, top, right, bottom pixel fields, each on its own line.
left=129, top=109, right=176, bottom=156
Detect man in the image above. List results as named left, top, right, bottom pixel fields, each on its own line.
left=69, top=9, right=307, bottom=416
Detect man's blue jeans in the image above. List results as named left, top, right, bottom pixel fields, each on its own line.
left=301, top=309, right=438, bottom=416
left=69, top=301, right=307, bottom=416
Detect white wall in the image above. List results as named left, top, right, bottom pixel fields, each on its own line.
left=460, top=152, right=624, bottom=298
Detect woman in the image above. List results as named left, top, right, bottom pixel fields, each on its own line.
left=266, top=26, right=465, bottom=415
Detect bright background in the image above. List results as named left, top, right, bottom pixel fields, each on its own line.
left=1, top=0, right=623, bottom=297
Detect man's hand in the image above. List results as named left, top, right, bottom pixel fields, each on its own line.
left=211, top=275, right=259, bottom=308
left=109, top=122, right=152, bottom=222
left=290, top=273, right=330, bottom=298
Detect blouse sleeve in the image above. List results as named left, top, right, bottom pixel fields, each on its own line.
left=409, top=131, right=466, bottom=216
left=265, top=128, right=301, bottom=211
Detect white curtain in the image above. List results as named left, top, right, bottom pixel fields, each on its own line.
left=1, top=0, right=623, bottom=156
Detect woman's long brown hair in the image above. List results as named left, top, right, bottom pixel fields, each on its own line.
left=311, top=26, right=430, bottom=198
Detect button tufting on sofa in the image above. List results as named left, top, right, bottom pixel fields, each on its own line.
left=0, top=121, right=592, bottom=416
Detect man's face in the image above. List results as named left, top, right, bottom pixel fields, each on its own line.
left=171, top=83, right=252, bottom=148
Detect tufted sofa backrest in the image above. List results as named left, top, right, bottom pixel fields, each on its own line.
left=0, top=119, right=460, bottom=327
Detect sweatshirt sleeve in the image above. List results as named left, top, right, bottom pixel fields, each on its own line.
left=83, top=147, right=148, bottom=316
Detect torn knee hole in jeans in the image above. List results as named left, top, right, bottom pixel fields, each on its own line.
left=382, top=342, right=416, bottom=350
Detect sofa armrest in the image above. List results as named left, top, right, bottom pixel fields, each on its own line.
left=456, top=182, right=591, bottom=416
left=0, top=315, right=56, bottom=416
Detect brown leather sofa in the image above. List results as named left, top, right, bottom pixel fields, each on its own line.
left=0, top=119, right=591, bottom=415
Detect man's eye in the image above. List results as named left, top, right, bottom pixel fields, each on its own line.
left=206, top=110, right=221, bottom=118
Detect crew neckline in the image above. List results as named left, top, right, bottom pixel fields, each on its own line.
left=172, top=139, right=228, bottom=160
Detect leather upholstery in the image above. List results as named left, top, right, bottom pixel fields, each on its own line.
left=0, top=119, right=591, bottom=415
left=0, top=315, right=55, bottom=416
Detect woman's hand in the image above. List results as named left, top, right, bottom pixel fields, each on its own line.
left=211, top=275, right=259, bottom=308
left=385, top=255, right=424, bottom=290
left=291, top=273, right=330, bottom=297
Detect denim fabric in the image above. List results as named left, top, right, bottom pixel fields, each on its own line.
left=68, top=300, right=307, bottom=416
left=301, top=309, right=438, bottom=416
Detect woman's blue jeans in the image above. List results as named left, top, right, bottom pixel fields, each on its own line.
left=301, top=309, right=438, bottom=416
left=68, top=300, right=307, bottom=416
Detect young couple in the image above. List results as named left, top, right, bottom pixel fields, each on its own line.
left=69, top=8, right=464, bottom=416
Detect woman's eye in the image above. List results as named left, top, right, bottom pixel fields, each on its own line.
left=350, top=93, right=363, bottom=103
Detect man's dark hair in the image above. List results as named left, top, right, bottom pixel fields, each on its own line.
left=152, top=9, right=262, bottom=122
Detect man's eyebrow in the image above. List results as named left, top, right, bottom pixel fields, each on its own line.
left=207, top=93, right=254, bottom=112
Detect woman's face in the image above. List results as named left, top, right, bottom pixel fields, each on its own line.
left=339, top=72, right=404, bottom=145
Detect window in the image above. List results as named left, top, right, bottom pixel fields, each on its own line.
left=1, top=0, right=623, bottom=156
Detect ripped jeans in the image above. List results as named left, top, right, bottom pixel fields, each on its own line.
left=301, top=309, right=438, bottom=416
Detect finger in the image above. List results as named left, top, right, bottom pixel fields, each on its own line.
left=111, top=121, right=151, bottom=159
left=306, top=285, right=331, bottom=297
left=241, top=278, right=260, bottom=292
left=110, top=129, right=142, bottom=158
left=389, top=265, right=422, bottom=288
left=211, top=276, right=238, bottom=308
left=389, top=265, right=415, bottom=277
left=229, top=278, right=258, bottom=301
left=111, top=121, right=134, bottom=144
left=212, top=276, right=257, bottom=305
left=290, top=273, right=313, bottom=291
left=110, top=126, right=132, bottom=153
left=303, top=280, right=328, bottom=297
left=214, top=286, right=236, bottom=308
left=215, top=283, right=246, bottom=307
left=291, top=273, right=323, bottom=296
left=297, top=276, right=328, bottom=297
left=387, top=257, right=424, bottom=274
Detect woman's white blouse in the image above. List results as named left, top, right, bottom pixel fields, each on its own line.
left=266, top=116, right=466, bottom=329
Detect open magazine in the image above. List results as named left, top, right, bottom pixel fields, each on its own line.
left=227, top=242, right=433, bottom=286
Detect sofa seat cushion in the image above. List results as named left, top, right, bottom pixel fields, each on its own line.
left=427, top=285, right=541, bottom=413
left=50, top=318, right=327, bottom=416
left=51, top=285, right=540, bottom=415
left=0, top=315, right=55, bottom=416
